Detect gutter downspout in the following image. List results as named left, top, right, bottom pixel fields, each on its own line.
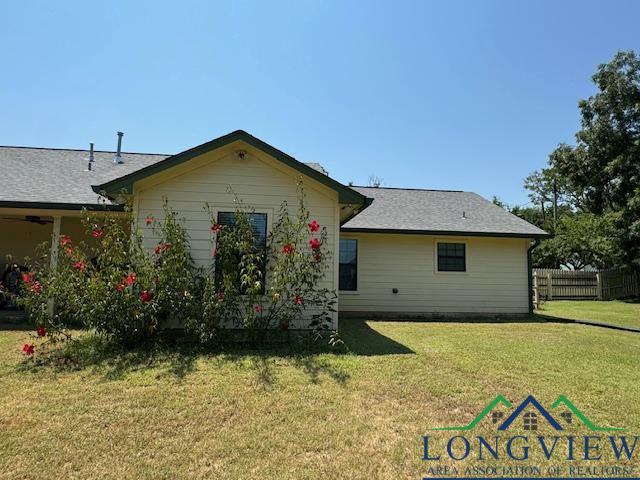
left=527, top=238, right=541, bottom=314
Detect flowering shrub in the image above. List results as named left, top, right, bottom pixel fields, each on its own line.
left=16, top=183, right=340, bottom=350
left=18, top=201, right=199, bottom=347
left=189, top=182, right=338, bottom=342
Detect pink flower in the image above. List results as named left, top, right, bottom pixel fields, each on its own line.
left=145, top=215, right=153, bottom=226
left=309, top=238, right=321, bottom=250
left=21, top=272, right=34, bottom=284
left=91, top=229, right=104, bottom=238
left=22, top=344, right=35, bottom=356
left=139, top=290, right=152, bottom=303
left=60, top=235, right=72, bottom=246
left=308, top=220, right=320, bottom=232
left=36, top=325, right=47, bottom=337
left=211, top=223, right=223, bottom=234
left=30, top=281, right=42, bottom=295
left=254, top=305, right=263, bottom=314
left=294, top=295, right=303, bottom=305
left=73, top=261, right=87, bottom=272
left=65, top=246, right=74, bottom=257
left=125, top=272, right=136, bottom=286
left=283, top=243, right=294, bottom=255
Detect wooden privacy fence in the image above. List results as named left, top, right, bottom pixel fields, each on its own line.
left=533, top=268, right=640, bottom=305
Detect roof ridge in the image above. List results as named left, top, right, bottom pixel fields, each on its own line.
left=352, top=185, right=465, bottom=193
left=0, top=145, right=172, bottom=156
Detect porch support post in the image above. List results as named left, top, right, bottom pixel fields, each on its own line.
left=48, top=216, right=62, bottom=316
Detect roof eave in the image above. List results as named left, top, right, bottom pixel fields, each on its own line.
left=92, top=130, right=368, bottom=206
left=0, top=200, right=125, bottom=212
left=339, top=227, right=551, bottom=239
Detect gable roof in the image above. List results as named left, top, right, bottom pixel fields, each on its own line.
left=92, top=130, right=368, bottom=205
left=0, top=138, right=336, bottom=210
left=341, top=186, right=549, bottom=238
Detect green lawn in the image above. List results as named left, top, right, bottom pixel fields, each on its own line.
left=537, top=299, right=640, bottom=330
left=1, top=317, right=639, bottom=479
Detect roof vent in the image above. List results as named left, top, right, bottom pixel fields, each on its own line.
left=462, top=211, right=467, bottom=219
left=113, top=131, right=124, bottom=164
left=86, top=142, right=94, bottom=171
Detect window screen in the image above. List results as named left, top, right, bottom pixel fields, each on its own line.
left=339, top=239, right=358, bottom=291
left=217, top=212, right=267, bottom=293
left=437, top=242, right=466, bottom=272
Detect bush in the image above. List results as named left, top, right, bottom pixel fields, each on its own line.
left=188, top=183, right=337, bottom=343
left=12, top=183, right=341, bottom=354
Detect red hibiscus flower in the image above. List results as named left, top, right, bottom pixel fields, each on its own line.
left=60, top=235, right=72, bottom=246
left=30, top=281, right=42, bottom=295
left=91, top=229, right=104, bottom=238
left=162, top=242, right=171, bottom=253
left=21, top=272, right=34, bottom=284
left=308, top=220, right=320, bottom=232
left=36, top=325, right=47, bottom=337
left=211, top=223, right=223, bottom=234
left=139, top=290, right=152, bottom=303
left=73, top=261, right=87, bottom=272
left=154, top=245, right=162, bottom=255
left=65, top=246, right=74, bottom=257
left=125, top=272, right=137, bottom=286
left=309, top=238, right=321, bottom=250
left=254, top=305, right=263, bottom=314
left=283, top=243, right=294, bottom=255
left=115, top=281, right=126, bottom=292
left=145, top=215, right=153, bottom=226
left=314, top=252, right=322, bottom=262
left=22, top=344, right=35, bottom=356
left=215, top=291, right=224, bottom=302
left=294, top=295, right=303, bottom=305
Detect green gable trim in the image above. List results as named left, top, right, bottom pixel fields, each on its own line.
left=340, top=227, right=551, bottom=239
left=0, top=201, right=125, bottom=212
left=92, top=130, right=369, bottom=205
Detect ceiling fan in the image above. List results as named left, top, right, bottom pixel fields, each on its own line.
left=1, top=216, right=54, bottom=225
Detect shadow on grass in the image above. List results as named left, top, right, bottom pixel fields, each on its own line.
left=15, top=330, right=355, bottom=386
left=339, top=318, right=415, bottom=356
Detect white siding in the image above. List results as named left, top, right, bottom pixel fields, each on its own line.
left=133, top=143, right=340, bottom=326
left=338, top=233, right=530, bottom=315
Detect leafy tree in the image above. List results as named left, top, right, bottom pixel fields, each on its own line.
left=548, top=50, right=640, bottom=266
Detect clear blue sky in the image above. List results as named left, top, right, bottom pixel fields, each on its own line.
left=2, top=1, right=639, bottom=205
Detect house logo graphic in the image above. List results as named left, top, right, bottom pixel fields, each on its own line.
left=433, top=394, right=624, bottom=432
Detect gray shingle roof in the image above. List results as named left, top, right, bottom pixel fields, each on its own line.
left=0, top=146, right=328, bottom=207
left=0, top=146, right=546, bottom=238
left=342, top=187, right=548, bottom=237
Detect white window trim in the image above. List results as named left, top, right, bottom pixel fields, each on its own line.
left=338, top=236, right=359, bottom=294
left=434, top=239, right=469, bottom=275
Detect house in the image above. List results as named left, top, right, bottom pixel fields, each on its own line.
left=0, top=130, right=548, bottom=327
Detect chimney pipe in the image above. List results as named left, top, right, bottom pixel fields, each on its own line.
left=87, top=142, right=95, bottom=171
left=113, top=131, right=124, bottom=164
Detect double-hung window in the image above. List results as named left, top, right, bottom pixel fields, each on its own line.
left=339, top=239, right=358, bottom=291
left=216, top=212, right=267, bottom=293
left=437, top=242, right=466, bottom=272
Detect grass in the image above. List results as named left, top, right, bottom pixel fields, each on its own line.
left=537, top=299, right=640, bottom=330
left=1, top=315, right=639, bottom=479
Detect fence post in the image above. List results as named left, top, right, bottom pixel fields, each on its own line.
left=596, top=272, right=603, bottom=300
left=546, top=271, right=553, bottom=300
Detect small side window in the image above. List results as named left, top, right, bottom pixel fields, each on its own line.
left=339, top=239, right=358, bottom=291
left=437, top=242, right=466, bottom=272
